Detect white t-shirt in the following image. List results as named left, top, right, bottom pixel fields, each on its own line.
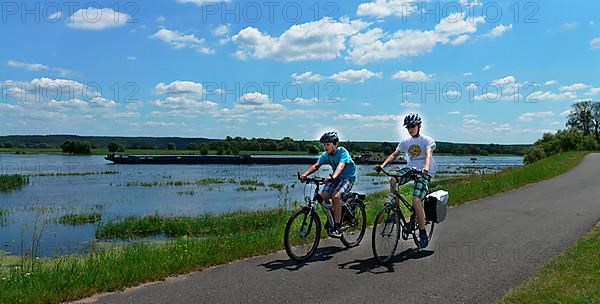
left=395, top=134, right=437, bottom=174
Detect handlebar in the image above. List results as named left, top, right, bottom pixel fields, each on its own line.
left=375, top=166, right=421, bottom=178
left=297, top=172, right=326, bottom=184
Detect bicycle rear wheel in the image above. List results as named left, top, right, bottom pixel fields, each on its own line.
left=284, top=208, right=321, bottom=262
left=341, top=201, right=367, bottom=248
left=371, top=205, right=401, bottom=264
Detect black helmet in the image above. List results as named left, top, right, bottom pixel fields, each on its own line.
left=403, top=113, right=422, bottom=126
left=319, top=131, right=339, bottom=144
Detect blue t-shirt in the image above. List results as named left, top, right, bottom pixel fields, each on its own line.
left=317, top=147, right=356, bottom=182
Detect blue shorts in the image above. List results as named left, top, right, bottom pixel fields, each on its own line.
left=322, top=178, right=354, bottom=195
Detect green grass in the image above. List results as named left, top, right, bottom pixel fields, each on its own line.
left=497, top=222, right=600, bottom=304
left=48, top=213, right=103, bottom=225
left=96, top=210, right=290, bottom=240
left=123, top=178, right=237, bottom=187
left=0, top=151, right=590, bottom=304
left=0, top=175, right=28, bottom=192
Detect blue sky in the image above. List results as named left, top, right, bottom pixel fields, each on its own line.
left=1, top=0, right=599, bottom=144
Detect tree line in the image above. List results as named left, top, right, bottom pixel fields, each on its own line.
left=524, top=100, right=600, bottom=164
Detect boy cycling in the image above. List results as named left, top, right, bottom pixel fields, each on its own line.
left=300, top=131, right=357, bottom=238
left=375, top=113, right=436, bottom=248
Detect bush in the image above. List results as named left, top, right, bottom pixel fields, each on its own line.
left=166, top=143, right=176, bottom=150
left=62, top=140, right=92, bottom=154
left=200, top=145, right=209, bottom=155
left=307, top=145, right=319, bottom=154
left=524, top=146, right=547, bottom=164
left=187, top=143, right=198, bottom=150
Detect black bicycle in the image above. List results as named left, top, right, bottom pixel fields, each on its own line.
left=283, top=173, right=367, bottom=262
left=371, top=167, right=434, bottom=264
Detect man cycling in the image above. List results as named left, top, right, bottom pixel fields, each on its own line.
left=300, top=131, right=357, bottom=238
left=376, top=113, right=436, bottom=248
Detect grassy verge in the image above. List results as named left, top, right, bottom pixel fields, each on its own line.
left=0, top=152, right=590, bottom=304
left=497, top=222, right=600, bottom=303
left=96, top=210, right=290, bottom=240
left=0, top=175, right=28, bottom=192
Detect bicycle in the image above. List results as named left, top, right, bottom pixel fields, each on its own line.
left=283, top=173, right=367, bottom=262
left=371, top=167, right=435, bottom=264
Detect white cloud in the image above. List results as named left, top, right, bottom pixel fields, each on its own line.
left=464, top=114, right=478, bottom=118
left=527, top=90, right=577, bottom=101
left=360, top=102, right=372, bottom=106
left=445, top=90, right=461, bottom=97
left=484, top=24, right=513, bottom=38
left=348, top=13, right=484, bottom=64
left=282, top=97, right=319, bottom=106
left=482, top=64, right=492, bottom=71
left=154, top=81, right=205, bottom=96
left=560, top=22, right=578, bottom=31
left=126, top=56, right=137, bottom=61
left=67, top=8, right=131, bottom=30
left=585, top=87, right=600, bottom=96
left=544, top=80, right=557, bottom=86
left=590, top=37, right=600, bottom=49
left=233, top=17, right=369, bottom=62
left=392, top=70, right=432, bottom=81
left=519, top=111, right=554, bottom=121
left=463, top=118, right=481, bottom=125
left=356, top=0, right=419, bottom=18
left=400, top=101, right=421, bottom=108
left=7, top=60, right=73, bottom=76
left=330, top=69, right=382, bottom=83
left=463, top=72, right=473, bottom=76
left=560, top=109, right=571, bottom=116
left=291, top=72, right=324, bottom=82
left=559, top=83, right=589, bottom=91
left=336, top=113, right=402, bottom=122
left=156, top=16, right=166, bottom=23
left=151, top=28, right=214, bottom=54
left=213, top=24, right=230, bottom=36
left=238, top=92, right=270, bottom=104
left=493, top=123, right=511, bottom=132
left=474, top=75, right=523, bottom=102
left=0, top=78, right=138, bottom=127
left=448, top=111, right=461, bottom=115
left=451, top=34, right=470, bottom=45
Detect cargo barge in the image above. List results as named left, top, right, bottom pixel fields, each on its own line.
left=105, top=151, right=406, bottom=165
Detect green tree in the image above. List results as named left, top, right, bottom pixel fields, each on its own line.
left=166, top=143, right=176, bottom=150
left=200, top=145, right=209, bottom=155
left=107, top=142, right=121, bottom=153
left=187, top=143, right=198, bottom=150
left=307, top=145, right=319, bottom=154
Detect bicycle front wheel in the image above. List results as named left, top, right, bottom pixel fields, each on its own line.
left=284, top=208, right=321, bottom=262
left=341, top=201, right=367, bottom=248
left=371, top=205, right=401, bottom=264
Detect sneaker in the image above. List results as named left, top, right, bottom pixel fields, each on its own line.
left=329, top=227, right=342, bottom=238
left=419, top=230, right=429, bottom=249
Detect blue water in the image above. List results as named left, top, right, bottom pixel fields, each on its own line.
left=0, top=154, right=522, bottom=256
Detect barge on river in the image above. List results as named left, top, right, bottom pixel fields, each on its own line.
left=105, top=151, right=406, bottom=165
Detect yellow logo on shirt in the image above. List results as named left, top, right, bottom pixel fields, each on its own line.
left=408, top=144, right=422, bottom=158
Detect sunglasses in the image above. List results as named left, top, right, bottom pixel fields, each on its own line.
left=406, top=124, right=418, bottom=129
